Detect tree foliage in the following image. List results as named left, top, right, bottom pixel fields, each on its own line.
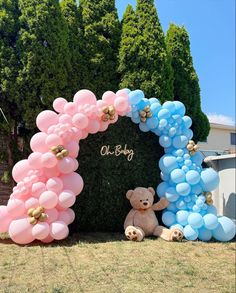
left=166, top=23, right=210, bottom=142
left=119, top=0, right=173, bottom=102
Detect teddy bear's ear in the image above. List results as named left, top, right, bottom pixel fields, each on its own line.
left=148, top=187, right=155, bottom=196
left=126, top=190, right=133, bottom=200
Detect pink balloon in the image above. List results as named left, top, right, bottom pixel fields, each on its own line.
left=58, top=157, right=76, bottom=174
left=45, top=134, right=62, bottom=148
left=25, top=197, right=39, bottom=210
left=36, top=110, right=58, bottom=132
left=58, top=190, right=76, bottom=208
left=109, top=113, right=119, bottom=123
left=99, top=121, right=109, bottom=132
left=9, top=218, right=34, bottom=244
left=30, top=132, right=48, bottom=153
left=32, top=182, right=46, bottom=198
left=59, top=114, right=72, bottom=124
left=71, top=127, right=82, bottom=141
left=7, top=199, right=25, bottom=217
left=32, top=222, right=50, bottom=240
left=60, top=172, right=84, bottom=196
left=116, top=89, right=129, bottom=98
left=12, top=159, right=31, bottom=183
left=41, top=234, right=54, bottom=243
left=53, top=97, right=68, bottom=113
left=86, top=119, right=100, bottom=134
left=80, top=130, right=88, bottom=140
left=43, top=166, right=60, bottom=178
left=39, top=191, right=58, bottom=209
left=58, top=208, right=75, bottom=225
left=50, top=221, right=69, bottom=240
left=72, top=113, right=89, bottom=129
left=46, top=177, right=63, bottom=193
left=96, top=100, right=107, bottom=108
left=73, top=89, right=97, bottom=106
left=114, top=96, right=129, bottom=112
left=65, top=141, right=79, bottom=158
left=41, top=152, right=58, bottom=168
left=45, top=208, right=59, bottom=224
left=64, top=102, right=77, bottom=116
left=72, top=158, right=79, bottom=171
left=0, top=206, right=12, bottom=233
left=28, top=152, right=43, bottom=169
left=102, top=91, right=116, bottom=105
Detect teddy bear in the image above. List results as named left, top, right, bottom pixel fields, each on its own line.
left=124, top=187, right=183, bottom=242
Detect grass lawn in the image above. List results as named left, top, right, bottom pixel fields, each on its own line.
left=0, top=232, right=235, bottom=293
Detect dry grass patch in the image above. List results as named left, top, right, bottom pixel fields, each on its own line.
left=0, top=233, right=235, bottom=293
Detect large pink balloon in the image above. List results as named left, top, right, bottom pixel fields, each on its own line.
left=12, top=160, right=31, bottom=183
left=32, top=182, right=47, bottom=198
left=28, top=152, right=43, bottom=169
left=72, top=113, right=89, bottom=129
left=30, top=132, right=48, bottom=153
left=32, top=222, right=50, bottom=240
left=58, top=157, right=76, bottom=174
left=73, top=89, right=97, bottom=106
left=58, top=208, right=75, bottom=225
left=41, top=152, right=58, bottom=168
left=9, top=218, right=35, bottom=244
left=39, top=191, right=58, bottom=209
left=50, top=221, right=69, bottom=240
left=36, top=110, right=58, bottom=132
left=7, top=199, right=25, bottom=217
left=114, top=96, right=129, bottom=112
left=102, top=91, right=116, bottom=105
left=65, top=141, right=79, bottom=158
left=64, top=102, right=77, bottom=116
left=60, top=172, right=84, bottom=196
left=25, top=197, right=39, bottom=210
left=45, top=208, right=59, bottom=224
left=59, top=114, right=72, bottom=124
left=58, top=190, right=76, bottom=208
left=0, top=206, right=12, bottom=233
left=86, top=119, right=100, bottom=134
left=53, top=97, right=68, bottom=113
left=46, top=177, right=63, bottom=193
left=45, top=134, right=63, bottom=148
left=43, top=166, right=60, bottom=178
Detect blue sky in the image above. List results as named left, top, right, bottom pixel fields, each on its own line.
left=116, top=0, right=235, bottom=125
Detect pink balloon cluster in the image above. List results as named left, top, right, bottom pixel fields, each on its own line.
left=0, top=89, right=131, bottom=244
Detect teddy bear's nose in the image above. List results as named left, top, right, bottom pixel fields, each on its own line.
left=143, top=202, right=148, bottom=206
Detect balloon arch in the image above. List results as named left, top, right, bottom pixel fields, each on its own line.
left=0, top=89, right=235, bottom=244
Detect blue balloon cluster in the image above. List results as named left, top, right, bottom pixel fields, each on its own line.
left=126, top=89, right=236, bottom=242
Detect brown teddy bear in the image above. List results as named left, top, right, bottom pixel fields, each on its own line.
left=124, top=187, right=183, bottom=242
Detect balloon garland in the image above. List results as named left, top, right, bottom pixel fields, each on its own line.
left=0, top=89, right=235, bottom=244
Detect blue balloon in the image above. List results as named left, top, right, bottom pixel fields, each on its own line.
left=146, top=117, right=159, bottom=130
left=176, top=210, right=189, bottom=226
left=183, top=153, right=190, bottom=160
left=175, top=149, right=184, bottom=157
left=188, top=213, right=204, bottom=229
left=131, top=116, right=140, bottom=124
left=170, top=169, right=185, bottom=184
left=176, top=182, right=191, bottom=196
left=152, top=127, right=161, bottom=136
left=191, top=151, right=204, bottom=166
left=150, top=103, right=161, bottom=115
left=200, top=168, right=220, bottom=192
left=186, top=170, right=201, bottom=185
left=170, top=224, right=184, bottom=232
left=173, top=135, right=188, bottom=149
left=158, top=109, right=171, bottom=120
left=160, top=172, right=169, bottom=181
left=203, top=213, right=219, bottom=230
left=187, top=202, right=194, bottom=210
left=149, top=98, right=160, bottom=104
left=162, top=101, right=176, bottom=113
left=165, top=187, right=179, bottom=202
left=159, top=118, right=168, bottom=127
left=184, top=225, right=199, bottom=240
left=176, top=199, right=187, bottom=210
left=196, top=198, right=204, bottom=207
left=191, top=184, right=203, bottom=195
left=192, top=205, right=200, bottom=212
left=212, top=216, right=236, bottom=242
left=207, top=205, right=217, bottom=215
left=198, top=227, right=212, bottom=241
left=136, top=98, right=150, bottom=110
left=139, top=122, right=149, bottom=132
left=132, top=111, right=139, bottom=119
left=159, top=155, right=178, bottom=173
left=176, top=156, right=184, bottom=164
left=162, top=211, right=176, bottom=227
left=167, top=202, right=178, bottom=212
left=184, top=159, right=192, bottom=167
left=184, top=129, right=193, bottom=140
left=159, top=135, right=172, bottom=148
left=198, top=195, right=206, bottom=202
left=156, top=182, right=169, bottom=198
left=128, top=89, right=144, bottom=104
left=173, top=101, right=186, bottom=116
left=168, top=127, right=177, bottom=137
left=182, top=116, right=192, bottom=129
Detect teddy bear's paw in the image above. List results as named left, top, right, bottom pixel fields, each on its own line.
left=125, top=226, right=143, bottom=242
left=170, top=229, right=183, bottom=242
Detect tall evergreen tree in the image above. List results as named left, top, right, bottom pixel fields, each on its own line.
left=60, top=0, right=84, bottom=96
left=166, top=24, right=210, bottom=142
left=79, top=0, right=121, bottom=98
left=119, top=0, right=173, bottom=102
left=17, top=0, right=71, bottom=127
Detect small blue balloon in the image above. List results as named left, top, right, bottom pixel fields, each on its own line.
left=176, top=182, right=191, bottom=196
left=173, top=101, right=186, bottom=116
left=203, top=213, right=219, bottom=230
left=176, top=156, right=184, bottom=164
left=150, top=102, right=161, bottom=115
left=159, top=135, right=172, bottom=148
left=198, top=195, right=206, bottom=202
left=170, top=169, right=185, bottom=184
left=184, top=196, right=191, bottom=203
left=162, top=101, right=176, bottom=114
left=173, top=135, right=188, bottom=149
left=188, top=213, right=204, bottom=229
left=160, top=172, right=169, bottom=181
left=192, top=205, right=200, bottom=212
left=198, top=227, right=212, bottom=241
left=196, top=198, right=204, bottom=207
left=159, top=155, right=178, bottom=173
left=167, top=202, right=178, bottom=212
left=207, top=205, right=217, bottom=215
left=139, top=122, right=149, bottom=132
left=128, top=89, right=144, bottom=104
left=176, top=199, right=187, bottom=210
left=176, top=210, right=189, bottom=225
left=184, top=225, right=199, bottom=240
left=162, top=211, right=176, bottom=227
left=176, top=149, right=184, bottom=157
left=183, top=153, right=190, bottom=160
left=200, top=168, right=220, bottom=192
left=149, top=98, right=160, bottom=104
left=184, top=129, right=193, bottom=140
left=156, top=182, right=169, bottom=198
left=165, top=187, right=179, bottom=202
left=146, top=117, right=159, bottom=130
left=152, top=127, right=161, bottom=136
left=182, top=116, right=192, bottom=129
left=191, top=184, right=203, bottom=195
left=132, top=111, right=139, bottom=118
left=159, top=118, right=168, bottom=127
left=158, top=108, right=171, bottom=120
left=131, top=116, right=140, bottom=124
left=182, top=166, right=189, bottom=173
left=186, top=170, right=201, bottom=185
left=171, top=224, right=184, bottom=232
left=187, top=202, right=194, bottom=210
left=212, top=216, right=236, bottom=242
left=191, top=151, right=204, bottom=166
left=168, top=127, right=177, bottom=137
left=184, top=159, right=192, bottom=167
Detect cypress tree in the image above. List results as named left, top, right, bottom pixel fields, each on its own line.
left=17, top=0, right=71, bottom=127
left=119, top=0, right=173, bottom=102
left=166, top=24, right=210, bottom=142
left=79, top=0, right=121, bottom=98
left=60, top=0, right=84, bottom=95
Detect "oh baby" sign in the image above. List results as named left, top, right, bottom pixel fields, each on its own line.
left=100, top=144, right=134, bottom=161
